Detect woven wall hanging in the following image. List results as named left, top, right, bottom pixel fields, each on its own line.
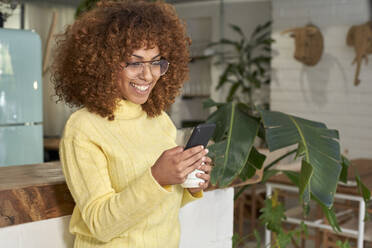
left=281, top=24, right=324, bottom=66
left=346, top=21, right=372, bottom=86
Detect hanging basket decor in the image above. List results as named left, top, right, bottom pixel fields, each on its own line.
left=346, top=21, right=372, bottom=86
left=281, top=24, right=324, bottom=66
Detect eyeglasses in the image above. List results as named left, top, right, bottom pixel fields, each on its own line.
left=121, top=59, right=169, bottom=79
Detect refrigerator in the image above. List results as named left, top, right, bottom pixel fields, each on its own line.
left=0, top=28, right=43, bottom=167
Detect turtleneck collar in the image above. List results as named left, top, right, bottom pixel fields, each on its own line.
left=114, top=99, right=145, bottom=120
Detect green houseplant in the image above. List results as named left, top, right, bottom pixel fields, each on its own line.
left=75, top=0, right=159, bottom=18
left=208, top=21, right=272, bottom=109
left=203, top=21, right=371, bottom=246
left=76, top=0, right=100, bottom=18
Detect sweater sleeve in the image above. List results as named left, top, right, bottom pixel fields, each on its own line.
left=159, top=113, right=204, bottom=207
left=60, top=135, right=172, bottom=243
left=181, top=188, right=203, bottom=207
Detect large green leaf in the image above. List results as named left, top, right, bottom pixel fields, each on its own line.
left=258, top=108, right=342, bottom=208
left=202, top=98, right=223, bottom=109
left=282, top=171, right=341, bottom=232
left=340, top=155, right=350, bottom=183
left=299, top=160, right=313, bottom=204
left=207, top=102, right=259, bottom=187
left=205, top=103, right=231, bottom=142
left=355, top=173, right=371, bottom=204
left=355, top=174, right=371, bottom=221
left=261, top=169, right=281, bottom=183
left=338, top=156, right=370, bottom=220
left=239, top=147, right=266, bottom=181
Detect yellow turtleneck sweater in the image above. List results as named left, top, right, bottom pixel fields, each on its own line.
left=59, top=100, right=203, bottom=248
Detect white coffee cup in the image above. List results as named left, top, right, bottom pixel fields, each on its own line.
left=181, top=169, right=205, bottom=188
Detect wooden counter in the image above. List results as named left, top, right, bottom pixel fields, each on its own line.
left=3, top=159, right=367, bottom=228
left=0, top=162, right=74, bottom=228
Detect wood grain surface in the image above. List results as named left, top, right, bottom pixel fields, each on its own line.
left=0, top=162, right=74, bottom=228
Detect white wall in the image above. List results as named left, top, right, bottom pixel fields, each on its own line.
left=25, top=3, right=76, bottom=137
left=271, top=0, right=372, bottom=159
left=0, top=189, right=234, bottom=248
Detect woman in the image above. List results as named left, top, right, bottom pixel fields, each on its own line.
left=52, top=1, right=213, bottom=247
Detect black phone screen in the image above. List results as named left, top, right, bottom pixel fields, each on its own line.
left=185, top=123, right=216, bottom=150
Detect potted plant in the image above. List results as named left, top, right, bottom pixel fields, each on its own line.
left=208, top=21, right=272, bottom=110
left=203, top=21, right=371, bottom=246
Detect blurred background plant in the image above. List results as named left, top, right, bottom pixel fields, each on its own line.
left=0, top=0, right=19, bottom=27
left=207, top=20, right=273, bottom=113
left=75, top=0, right=160, bottom=18
left=232, top=196, right=308, bottom=248
left=75, top=0, right=99, bottom=18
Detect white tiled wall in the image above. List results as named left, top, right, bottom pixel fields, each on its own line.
left=271, top=0, right=372, bottom=158
left=25, top=3, right=76, bottom=137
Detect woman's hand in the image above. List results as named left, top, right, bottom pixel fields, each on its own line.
left=187, top=156, right=213, bottom=195
left=151, top=145, right=208, bottom=186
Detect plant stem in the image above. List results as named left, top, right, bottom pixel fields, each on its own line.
left=234, top=149, right=297, bottom=200
left=263, top=149, right=297, bottom=172
left=236, top=232, right=256, bottom=244
left=234, top=184, right=251, bottom=200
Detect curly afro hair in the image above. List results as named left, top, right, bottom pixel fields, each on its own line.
left=52, top=0, right=191, bottom=120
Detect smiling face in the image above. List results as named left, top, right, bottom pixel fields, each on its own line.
left=118, top=46, right=161, bottom=104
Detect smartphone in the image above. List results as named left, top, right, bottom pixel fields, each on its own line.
left=185, top=123, right=216, bottom=150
